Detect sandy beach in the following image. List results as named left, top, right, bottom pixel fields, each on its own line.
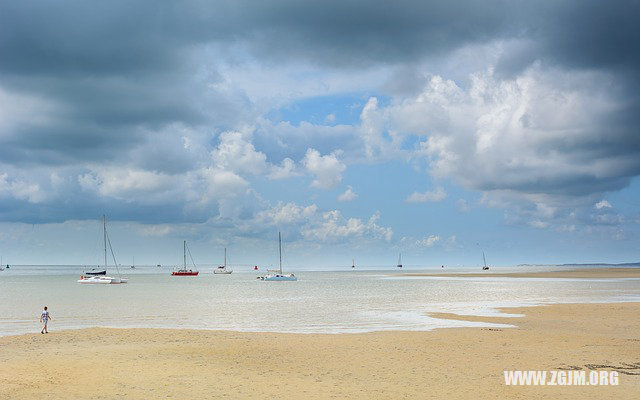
left=1, top=302, right=638, bottom=399
left=401, top=267, right=640, bottom=279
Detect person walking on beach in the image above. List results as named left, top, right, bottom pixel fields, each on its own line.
left=40, top=306, right=51, bottom=334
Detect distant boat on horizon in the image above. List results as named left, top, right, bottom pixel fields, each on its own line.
left=172, top=241, right=199, bottom=276
left=397, top=253, right=402, bottom=268
left=482, top=251, right=490, bottom=270
left=352, top=258, right=355, bottom=269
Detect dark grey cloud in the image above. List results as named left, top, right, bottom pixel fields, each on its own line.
left=492, top=1, right=640, bottom=91
left=3, top=1, right=638, bottom=81
left=1, top=0, right=639, bottom=225
left=1, top=1, right=513, bottom=73
left=240, top=0, right=512, bottom=67
left=0, top=1, right=195, bottom=76
left=0, top=195, right=214, bottom=225
left=2, top=0, right=637, bottom=150
left=0, top=163, right=220, bottom=224
left=522, top=0, right=640, bottom=73
left=2, top=123, right=143, bottom=166
left=0, top=1, right=250, bottom=170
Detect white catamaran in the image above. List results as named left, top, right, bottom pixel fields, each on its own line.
left=78, top=215, right=128, bottom=284
left=214, top=247, right=233, bottom=274
left=257, top=232, right=297, bottom=281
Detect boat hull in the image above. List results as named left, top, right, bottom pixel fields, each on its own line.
left=77, top=276, right=128, bottom=284
left=213, top=269, right=232, bottom=274
left=171, top=271, right=199, bottom=276
left=258, top=274, right=297, bottom=281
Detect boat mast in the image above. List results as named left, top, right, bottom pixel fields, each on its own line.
left=103, top=214, right=107, bottom=268
left=483, top=251, right=487, bottom=268
left=183, top=240, right=186, bottom=269
left=278, top=232, right=282, bottom=274
left=224, top=247, right=227, bottom=268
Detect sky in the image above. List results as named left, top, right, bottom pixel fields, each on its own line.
left=0, top=0, right=639, bottom=268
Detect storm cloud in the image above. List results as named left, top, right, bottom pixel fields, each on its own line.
left=0, top=0, right=639, bottom=230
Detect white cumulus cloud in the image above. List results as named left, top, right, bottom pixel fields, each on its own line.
left=338, top=186, right=358, bottom=202
left=268, top=157, right=300, bottom=180
left=406, top=187, right=447, bottom=203
left=595, top=200, right=612, bottom=209
left=407, top=66, right=636, bottom=201
left=138, top=225, right=172, bottom=236
left=0, top=173, right=47, bottom=203
left=302, top=148, right=346, bottom=189
left=78, top=167, right=178, bottom=202
left=302, top=210, right=392, bottom=242
left=211, top=130, right=268, bottom=175
left=256, top=202, right=318, bottom=225
left=417, top=235, right=441, bottom=247
left=255, top=202, right=393, bottom=243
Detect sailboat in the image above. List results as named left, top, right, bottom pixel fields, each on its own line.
left=397, top=253, right=403, bottom=268
left=214, top=247, right=233, bottom=274
left=78, top=215, right=128, bottom=284
left=257, top=232, right=297, bottom=281
left=172, top=241, right=199, bottom=276
left=352, top=258, right=355, bottom=269
left=482, top=252, right=490, bottom=270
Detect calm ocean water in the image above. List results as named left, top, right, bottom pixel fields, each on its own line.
left=1, top=265, right=639, bottom=336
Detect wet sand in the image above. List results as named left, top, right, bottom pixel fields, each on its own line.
left=401, top=267, right=640, bottom=279
left=1, top=302, right=639, bottom=399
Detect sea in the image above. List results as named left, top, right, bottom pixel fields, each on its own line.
left=1, top=264, right=639, bottom=337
